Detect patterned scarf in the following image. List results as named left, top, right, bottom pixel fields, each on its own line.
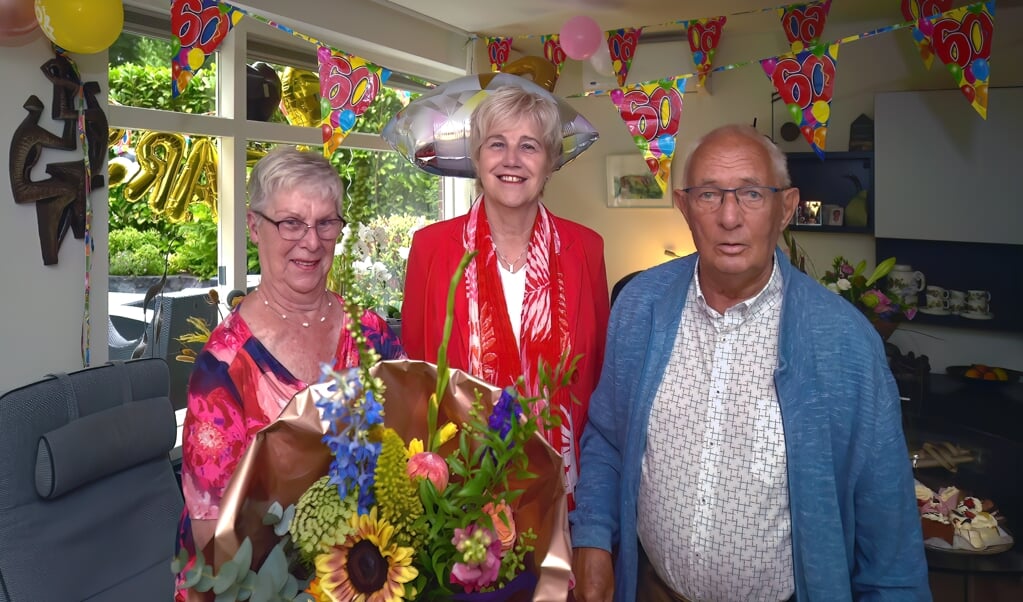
left=463, top=197, right=577, bottom=500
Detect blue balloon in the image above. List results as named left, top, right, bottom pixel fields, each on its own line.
left=972, top=58, right=990, bottom=81
left=693, top=50, right=705, bottom=64
left=912, top=29, right=925, bottom=42
left=657, top=133, right=676, bottom=157
left=339, top=109, right=357, bottom=132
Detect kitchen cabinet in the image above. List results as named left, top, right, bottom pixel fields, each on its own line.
left=786, top=151, right=873, bottom=234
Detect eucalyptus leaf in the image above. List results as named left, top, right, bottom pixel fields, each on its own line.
left=251, top=572, right=274, bottom=602
left=214, top=583, right=241, bottom=602
left=274, top=504, right=296, bottom=536
left=213, top=561, right=241, bottom=594
left=263, top=501, right=284, bottom=525
left=232, top=538, right=253, bottom=579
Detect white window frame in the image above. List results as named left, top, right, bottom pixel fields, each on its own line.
left=107, top=8, right=469, bottom=292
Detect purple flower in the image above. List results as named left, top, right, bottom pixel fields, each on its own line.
left=450, top=525, right=503, bottom=592
left=488, top=388, right=521, bottom=440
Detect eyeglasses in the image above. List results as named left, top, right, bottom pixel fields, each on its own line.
left=681, top=185, right=785, bottom=212
left=252, top=210, right=344, bottom=241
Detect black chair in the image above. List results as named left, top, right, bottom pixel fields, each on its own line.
left=610, top=270, right=643, bottom=308
left=0, top=359, right=183, bottom=601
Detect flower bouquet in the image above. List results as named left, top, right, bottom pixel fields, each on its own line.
left=819, top=256, right=917, bottom=339
left=173, top=253, right=572, bottom=601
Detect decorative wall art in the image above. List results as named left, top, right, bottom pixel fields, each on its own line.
left=8, top=52, right=107, bottom=265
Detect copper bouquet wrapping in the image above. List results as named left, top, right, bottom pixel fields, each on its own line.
left=206, top=359, right=572, bottom=601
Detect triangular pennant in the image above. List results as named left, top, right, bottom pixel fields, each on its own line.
left=684, top=16, right=727, bottom=88
left=608, top=77, right=688, bottom=193
left=605, top=27, right=643, bottom=87
left=778, top=0, right=832, bottom=53
left=929, top=1, right=994, bottom=119
left=486, top=37, right=514, bottom=71
left=170, top=0, right=243, bottom=97
left=901, top=0, right=953, bottom=70
left=761, top=43, right=840, bottom=159
left=317, top=46, right=391, bottom=156
left=541, top=34, right=568, bottom=76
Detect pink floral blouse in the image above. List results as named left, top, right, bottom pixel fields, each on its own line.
left=175, top=293, right=403, bottom=564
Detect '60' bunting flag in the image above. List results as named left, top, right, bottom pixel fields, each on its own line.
left=901, top=0, right=953, bottom=70
left=541, top=34, right=568, bottom=76
left=778, top=0, right=832, bottom=54
left=171, top=0, right=243, bottom=97
left=486, top=37, right=514, bottom=71
left=685, top=17, right=727, bottom=89
left=318, top=46, right=391, bottom=156
left=929, top=1, right=994, bottom=119
left=762, top=43, right=840, bottom=159
left=609, top=77, right=688, bottom=194
left=606, top=27, right=643, bottom=87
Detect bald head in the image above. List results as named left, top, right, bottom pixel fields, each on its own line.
left=672, top=125, right=791, bottom=192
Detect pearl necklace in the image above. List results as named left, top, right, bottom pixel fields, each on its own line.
left=494, top=244, right=527, bottom=274
left=259, top=289, right=332, bottom=328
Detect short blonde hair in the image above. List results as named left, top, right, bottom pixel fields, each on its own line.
left=469, top=85, right=563, bottom=186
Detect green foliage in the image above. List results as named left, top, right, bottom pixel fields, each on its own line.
left=168, top=203, right=219, bottom=280
left=108, top=62, right=216, bottom=115
left=327, top=213, right=430, bottom=315
left=108, top=227, right=168, bottom=276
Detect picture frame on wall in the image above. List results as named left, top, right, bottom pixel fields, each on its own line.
left=606, top=154, right=672, bottom=208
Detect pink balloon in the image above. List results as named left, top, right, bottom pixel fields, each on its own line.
left=0, top=0, right=38, bottom=38
left=560, top=15, right=603, bottom=60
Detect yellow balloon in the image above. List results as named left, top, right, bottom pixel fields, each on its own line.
left=280, top=67, right=321, bottom=128
left=498, top=56, right=560, bottom=93
left=34, top=0, right=123, bottom=54
left=811, top=100, right=830, bottom=124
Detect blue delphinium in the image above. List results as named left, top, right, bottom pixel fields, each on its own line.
left=488, top=388, right=522, bottom=441
left=316, top=366, right=385, bottom=514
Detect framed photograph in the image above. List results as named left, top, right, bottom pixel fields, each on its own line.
left=795, top=199, right=823, bottom=226
left=606, top=154, right=672, bottom=208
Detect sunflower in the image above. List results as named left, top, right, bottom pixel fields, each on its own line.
left=315, top=507, right=418, bottom=602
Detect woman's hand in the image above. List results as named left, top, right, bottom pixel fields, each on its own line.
left=572, top=547, right=614, bottom=602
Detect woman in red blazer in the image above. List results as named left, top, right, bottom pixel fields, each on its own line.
left=402, top=85, right=609, bottom=508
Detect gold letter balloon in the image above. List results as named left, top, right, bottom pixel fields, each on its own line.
left=120, top=132, right=219, bottom=222
left=280, top=67, right=321, bottom=128
left=34, top=0, right=124, bottom=54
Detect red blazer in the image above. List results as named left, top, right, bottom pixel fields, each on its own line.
left=401, top=211, right=610, bottom=456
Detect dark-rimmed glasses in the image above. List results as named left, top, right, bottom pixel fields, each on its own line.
left=681, top=185, right=786, bottom=212
left=252, top=210, right=344, bottom=241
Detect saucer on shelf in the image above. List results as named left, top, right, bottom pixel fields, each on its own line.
left=919, top=307, right=951, bottom=316
left=960, top=311, right=994, bottom=320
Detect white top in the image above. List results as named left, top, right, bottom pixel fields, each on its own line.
left=637, top=260, right=794, bottom=601
left=498, top=261, right=527, bottom=344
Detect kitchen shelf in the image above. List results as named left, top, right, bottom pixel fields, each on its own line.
left=786, top=151, right=873, bottom=234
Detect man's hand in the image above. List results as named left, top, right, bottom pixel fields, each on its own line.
left=572, top=547, right=614, bottom=602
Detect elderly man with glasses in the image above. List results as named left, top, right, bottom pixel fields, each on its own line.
left=571, top=124, right=929, bottom=602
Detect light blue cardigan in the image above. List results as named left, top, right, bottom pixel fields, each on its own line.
left=570, top=249, right=931, bottom=602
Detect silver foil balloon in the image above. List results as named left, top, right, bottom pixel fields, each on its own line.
left=381, top=72, right=599, bottom=178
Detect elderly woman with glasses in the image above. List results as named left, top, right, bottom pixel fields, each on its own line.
left=175, top=147, right=404, bottom=599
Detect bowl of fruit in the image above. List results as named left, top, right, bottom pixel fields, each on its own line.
left=946, top=364, right=1021, bottom=387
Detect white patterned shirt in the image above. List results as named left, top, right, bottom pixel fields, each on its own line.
left=637, top=259, right=794, bottom=601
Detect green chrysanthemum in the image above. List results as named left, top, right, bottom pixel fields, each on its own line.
left=373, top=427, right=425, bottom=549
left=291, top=475, right=359, bottom=563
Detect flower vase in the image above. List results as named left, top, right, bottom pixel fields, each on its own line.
left=865, top=313, right=899, bottom=341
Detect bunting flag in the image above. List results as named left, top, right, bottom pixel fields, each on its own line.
left=486, top=37, right=514, bottom=71
left=901, top=0, right=953, bottom=70
left=541, top=34, right=568, bottom=75
left=684, top=16, right=727, bottom=88
left=606, top=27, right=643, bottom=87
left=609, top=77, right=688, bottom=193
left=778, top=0, right=832, bottom=53
left=170, top=0, right=243, bottom=97
left=761, top=43, right=840, bottom=159
left=929, top=1, right=994, bottom=119
left=317, top=46, right=391, bottom=156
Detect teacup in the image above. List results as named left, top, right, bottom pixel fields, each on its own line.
left=966, top=290, right=991, bottom=315
left=925, top=286, right=950, bottom=310
left=949, top=290, right=967, bottom=315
